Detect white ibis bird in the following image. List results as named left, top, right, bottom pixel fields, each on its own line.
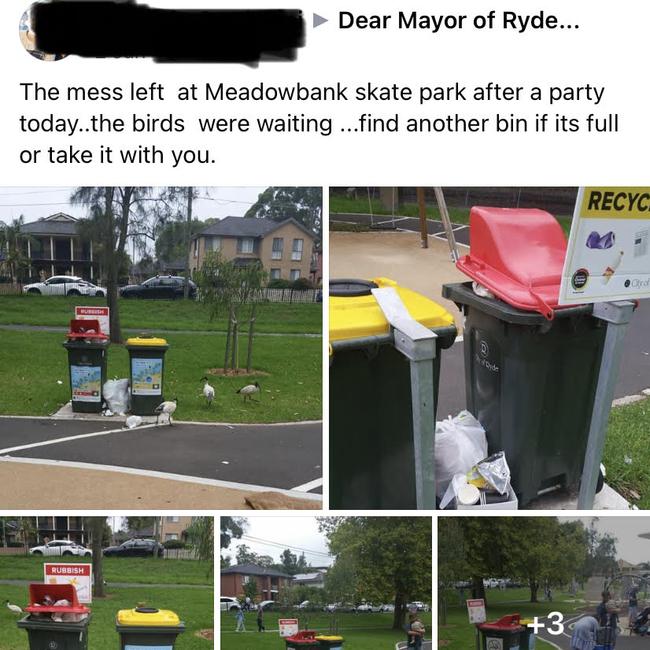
left=236, top=381, right=260, bottom=402
left=201, top=377, right=215, bottom=406
left=154, top=398, right=178, bottom=425
left=5, top=600, right=22, bottom=614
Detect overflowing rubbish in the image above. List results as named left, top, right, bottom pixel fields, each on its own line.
left=125, top=415, right=143, bottom=429
left=103, top=378, right=130, bottom=415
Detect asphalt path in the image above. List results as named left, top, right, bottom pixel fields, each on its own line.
left=536, top=613, right=639, bottom=649
left=396, top=641, right=433, bottom=649
left=0, top=417, right=322, bottom=494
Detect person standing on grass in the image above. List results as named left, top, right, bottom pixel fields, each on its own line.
left=406, top=613, right=425, bottom=649
left=257, top=604, right=265, bottom=632
left=570, top=616, right=599, bottom=650
left=235, top=607, right=246, bottom=632
left=628, top=584, right=640, bottom=630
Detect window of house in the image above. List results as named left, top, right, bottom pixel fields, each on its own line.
left=208, top=236, right=222, bottom=251
left=165, top=533, right=179, bottom=541
left=270, top=269, right=281, bottom=280
left=193, top=239, right=198, bottom=258
left=290, top=269, right=301, bottom=281
left=242, top=576, right=250, bottom=585
left=272, top=237, right=284, bottom=259
left=238, top=237, right=254, bottom=254
left=166, top=516, right=180, bottom=523
left=291, top=239, right=304, bottom=261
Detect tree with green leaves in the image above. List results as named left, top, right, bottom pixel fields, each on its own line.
left=437, top=518, right=469, bottom=625
left=221, top=517, right=245, bottom=567
left=71, top=187, right=154, bottom=343
left=236, top=544, right=260, bottom=566
left=0, top=216, right=31, bottom=283
left=186, top=517, right=214, bottom=577
left=242, top=577, right=258, bottom=602
left=195, top=252, right=268, bottom=372
left=244, top=187, right=322, bottom=238
left=319, top=517, right=432, bottom=630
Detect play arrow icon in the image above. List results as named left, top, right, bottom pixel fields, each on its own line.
left=313, top=13, right=328, bottom=28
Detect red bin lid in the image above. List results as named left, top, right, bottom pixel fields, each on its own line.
left=67, top=319, right=108, bottom=340
left=478, top=613, right=523, bottom=632
left=456, top=207, right=569, bottom=320
left=25, top=583, right=90, bottom=615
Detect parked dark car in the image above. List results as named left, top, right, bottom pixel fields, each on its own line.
left=120, top=275, right=197, bottom=299
left=102, top=538, right=164, bottom=557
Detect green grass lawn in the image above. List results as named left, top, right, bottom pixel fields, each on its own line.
left=0, top=556, right=211, bottom=585
left=0, top=329, right=321, bottom=423
left=0, top=296, right=322, bottom=335
left=438, top=588, right=585, bottom=649
left=0, top=583, right=213, bottom=650
left=221, top=611, right=432, bottom=650
left=602, top=398, right=650, bottom=507
left=329, top=194, right=574, bottom=235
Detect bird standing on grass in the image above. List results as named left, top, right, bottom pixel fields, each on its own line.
left=154, top=397, right=178, bottom=425
left=5, top=600, right=22, bottom=614
left=201, top=377, right=215, bottom=406
left=236, top=381, right=260, bottom=402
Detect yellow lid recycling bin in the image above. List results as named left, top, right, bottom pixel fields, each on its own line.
left=316, top=635, right=345, bottom=649
left=125, top=337, right=169, bottom=415
left=329, top=278, right=457, bottom=509
left=116, top=607, right=185, bottom=649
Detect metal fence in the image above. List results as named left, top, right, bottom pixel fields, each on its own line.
left=259, top=288, right=321, bottom=303
left=0, top=283, right=22, bottom=295
left=163, top=547, right=200, bottom=560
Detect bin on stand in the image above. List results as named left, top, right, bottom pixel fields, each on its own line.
left=316, top=635, right=344, bottom=649
left=125, top=337, right=169, bottom=415
left=478, top=614, right=524, bottom=650
left=116, top=606, right=185, bottom=649
left=443, top=207, right=613, bottom=506
left=63, top=319, right=109, bottom=413
left=17, top=583, right=91, bottom=650
left=329, top=277, right=457, bottom=509
left=285, top=630, right=320, bottom=649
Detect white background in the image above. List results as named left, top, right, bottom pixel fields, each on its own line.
left=2, top=0, right=650, bottom=185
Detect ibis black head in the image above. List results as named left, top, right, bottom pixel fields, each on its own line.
left=200, top=376, right=208, bottom=382
left=254, top=381, right=260, bottom=388
left=173, top=397, right=178, bottom=403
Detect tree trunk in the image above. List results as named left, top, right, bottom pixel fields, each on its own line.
left=529, top=579, right=539, bottom=603
left=183, top=187, right=193, bottom=299
left=392, top=592, right=406, bottom=630
left=471, top=576, right=486, bottom=602
left=439, top=592, right=447, bottom=626
left=246, top=303, right=257, bottom=372
left=103, top=187, right=122, bottom=344
left=231, top=316, right=239, bottom=372
left=89, top=518, right=105, bottom=597
left=223, top=311, right=233, bottom=371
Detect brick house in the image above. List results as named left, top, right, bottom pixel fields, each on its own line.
left=190, top=217, right=315, bottom=282
left=19, top=213, right=98, bottom=282
left=221, top=563, right=293, bottom=601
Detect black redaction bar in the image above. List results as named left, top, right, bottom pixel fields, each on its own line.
left=32, top=2, right=305, bottom=64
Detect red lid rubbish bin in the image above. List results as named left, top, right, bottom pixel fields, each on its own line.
left=25, top=583, right=90, bottom=620
left=478, top=614, right=524, bottom=650
left=285, top=630, right=320, bottom=648
left=456, top=206, right=569, bottom=320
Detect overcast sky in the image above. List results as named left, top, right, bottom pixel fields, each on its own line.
left=0, top=186, right=267, bottom=225
left=560, top=516, right=650, bottom=564
left=224, top=517, right=333, bottom=568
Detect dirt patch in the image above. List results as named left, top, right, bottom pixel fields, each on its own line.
left=195, top=629, right=214, bottom=640
left=438, top=640, right=451, bottom=646
left=206, top=368, right=270, bottom=378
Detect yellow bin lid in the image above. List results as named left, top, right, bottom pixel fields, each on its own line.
left=316, top=636, right=344, bottom=641
left=125, top=336, right=168, bottom=347
left=117, top=607, right=180, bottom=626
left=329, top=277, right=454, bottom=342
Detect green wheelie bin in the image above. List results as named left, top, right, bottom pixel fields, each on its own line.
left=329, top=277, right=457, bottom=509
left=63, top=319, right=109, bottom=413
left=478, top=615, right=524, bottom=650
left=116, top=607, right=185, bottom=648
left=519, top=619, right=536, bottom=649
left=17, top=583, right=91, bottom=650
left=125, top=337, right=169, bottom=415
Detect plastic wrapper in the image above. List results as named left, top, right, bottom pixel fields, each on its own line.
left=103, top=378, right=130, bottom=415
left=468, top=451, right=511, bottom=495
left=435, top=410, right=488, bottom=499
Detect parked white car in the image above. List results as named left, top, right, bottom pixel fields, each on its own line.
left=407, top=601, right=430, bottom=612
left=323, top=603, right=339, bottom=613
left=220, top=597, right=241, bottom=612
left=23, top=276, right=106, bottom=297
left=380, top=603, right=395, bottom=613
left=356, top=602, right=381, bottom=613
left=29, top=540, right=92, bottom=557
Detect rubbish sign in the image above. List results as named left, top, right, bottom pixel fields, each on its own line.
left=279, top=619, right=299, bottom=637
left=44, top=563, right=92, bottom=604
left=467, top=599, right=486, bottom=625
left=75, top=306, right=110, bottom=337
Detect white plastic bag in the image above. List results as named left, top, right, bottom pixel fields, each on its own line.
left=435, top=410, right=488, bottom=499
left=103, top=378, right=130, bottom=415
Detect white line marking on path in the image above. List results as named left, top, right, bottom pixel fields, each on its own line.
left=0, top=415, right=323, bottom=427
left=291, top=478, right=323, bottom=492
left=0, top=424, right=160, bottom=455
left=0, top=456, right=322, bottom=501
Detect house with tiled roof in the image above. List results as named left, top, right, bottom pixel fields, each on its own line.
left=221, top=563, right=294, bottom=601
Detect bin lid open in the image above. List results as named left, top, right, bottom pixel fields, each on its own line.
left=478, top=613, right=523, bottom=632
left=117, top=607, right=181, bottom=626
left=456, top=207, right=569, bottom=320
left=125, top=336, right=168, bottom=347
left=25, top=583, right=90, bottom=615
left=329, top=277, right=454, bottom=342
